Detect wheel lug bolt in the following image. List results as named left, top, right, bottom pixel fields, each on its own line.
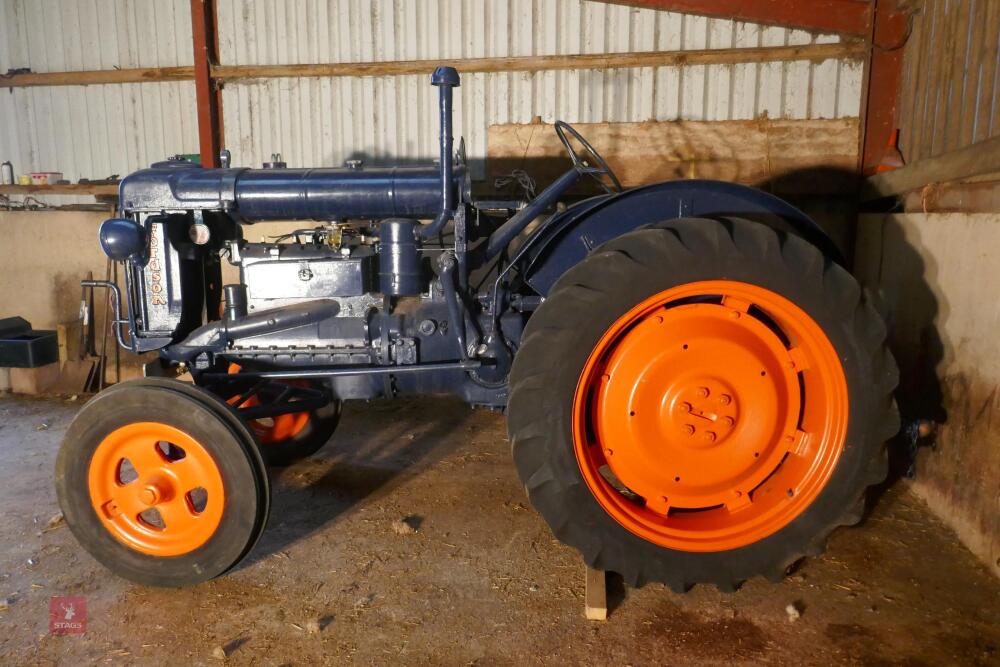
left=682, top=425, right=695, bottom=436
left=604, top=448, right=614, bottom=456
left=722, top=416, right=735, bottom=427
left=719, top=394, right=732, bottom=405
left=696, top=387, right=710, bottom=398
left=704, top=431, right=717, bottom=442
left=140, top=486, right=160, bottom=506
left=678, top=402, right=692, bottom=413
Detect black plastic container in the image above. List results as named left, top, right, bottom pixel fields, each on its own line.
left=0, top=317, right=59, bottom=368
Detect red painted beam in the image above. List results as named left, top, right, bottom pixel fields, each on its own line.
left=595, top=0, right=871, bottom=36
left=191, top=0, right=223, bottom=168
left=859, top=0, right=909, bottom=175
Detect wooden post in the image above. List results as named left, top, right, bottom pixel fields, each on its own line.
left=585, top=565, right=608, bottom=621
left=190, top=0, right=223, bottom=167
left=859, top=0, right=910, bottom=175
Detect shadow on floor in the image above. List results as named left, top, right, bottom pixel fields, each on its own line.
left=242, top=398, right=475, bottom=565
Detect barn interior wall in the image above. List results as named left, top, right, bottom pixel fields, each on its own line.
left=855, top=212, right=1000, bottom=579
left=0, top=0, right=861, bottom=188
left=896, top=0, right=1000, bottom=165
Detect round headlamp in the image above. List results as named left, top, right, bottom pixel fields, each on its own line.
left=99, top=218, right=147, bottom=261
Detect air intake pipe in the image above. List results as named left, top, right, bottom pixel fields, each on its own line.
left=419, top=66, right=460, bottom=239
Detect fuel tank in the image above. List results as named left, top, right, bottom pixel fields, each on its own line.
left=117, top=159, right=469, bottom=221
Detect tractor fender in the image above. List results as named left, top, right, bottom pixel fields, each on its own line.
left=520, top=179, right=842, bottom=296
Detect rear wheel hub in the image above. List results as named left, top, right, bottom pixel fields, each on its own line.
left=573, top=280, right=849, bottom=552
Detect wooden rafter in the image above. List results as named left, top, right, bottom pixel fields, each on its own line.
left=0, top=42, right=863, bottom=88
left=593, top=0, right=872, bottom=36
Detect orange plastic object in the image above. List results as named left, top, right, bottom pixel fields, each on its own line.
left=227, top=364, right=310, bottom=444
left=87, top=422, right=225, bottom=556
left=875, top=129, right=905, bottom=174
left=572, top=280, right=849, bottom=552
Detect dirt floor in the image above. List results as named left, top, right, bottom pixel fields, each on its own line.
left=0, top=393, right=998, bottom=666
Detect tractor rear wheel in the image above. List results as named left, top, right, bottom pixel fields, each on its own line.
left=507, top=218, right=899, bottom=591
left=55, top=380, right=269, bottom=587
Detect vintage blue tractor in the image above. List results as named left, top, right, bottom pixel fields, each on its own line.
left=56, top=67, right=898, bottom=590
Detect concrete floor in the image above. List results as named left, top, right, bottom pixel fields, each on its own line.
left=0, top=394, right=998, bottom=666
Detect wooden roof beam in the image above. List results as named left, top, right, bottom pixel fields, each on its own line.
left=593, top=0, right=872, bottom=36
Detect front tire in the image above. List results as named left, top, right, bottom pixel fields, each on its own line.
left=507, top=218, right=899, bottom=591
left=56, top=381, right=270, bottom=587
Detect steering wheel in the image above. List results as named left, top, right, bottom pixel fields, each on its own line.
left=554, top=120, right=623, bottom=194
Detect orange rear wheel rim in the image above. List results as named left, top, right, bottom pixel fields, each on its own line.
left=87, top=422, right=225, bottom=556
left=572, top=280, right=849, bottom=552
left=227, top=364, right=311, bottom=444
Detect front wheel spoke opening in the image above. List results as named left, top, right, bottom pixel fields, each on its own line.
left=156, top=498, right=199, bottom=533
left=125, top=441, right=169, bottom=477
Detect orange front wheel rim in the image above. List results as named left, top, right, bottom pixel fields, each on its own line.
left=572, top=280, right=849, bottom=552
left=227, top=364, right=311, bottom=444
left=87, top=422, right=225, bottom=557
left=255, top=411, right=311, bottom=443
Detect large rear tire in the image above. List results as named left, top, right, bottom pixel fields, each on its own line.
left=56, top=380, right=270, bottom=587
left=507, top=218, right=899, bottom=591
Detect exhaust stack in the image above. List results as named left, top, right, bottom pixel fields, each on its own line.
left=420, top=66, right=461, bottom=238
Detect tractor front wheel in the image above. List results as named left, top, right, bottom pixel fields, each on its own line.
left=507, top=218, right=899, bottom=591
left=55, top=380, right=269, bottom=587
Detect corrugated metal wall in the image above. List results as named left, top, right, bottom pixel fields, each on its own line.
left=898, top=0, right=1000, bottom=165
left=0, top=0, right=863, bottom=185
left=217, top=0, right=863, bottom=177
left=0, top=0, right=198, bottom=183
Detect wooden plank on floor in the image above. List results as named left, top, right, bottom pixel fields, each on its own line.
left=585, top=565, right=607, bottom=621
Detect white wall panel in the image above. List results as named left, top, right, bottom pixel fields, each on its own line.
left=0, top=0, right=197, bottom=189
left=217, top=0, right=863, bottom=178
left=0, top=0, right=863, bottom=190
